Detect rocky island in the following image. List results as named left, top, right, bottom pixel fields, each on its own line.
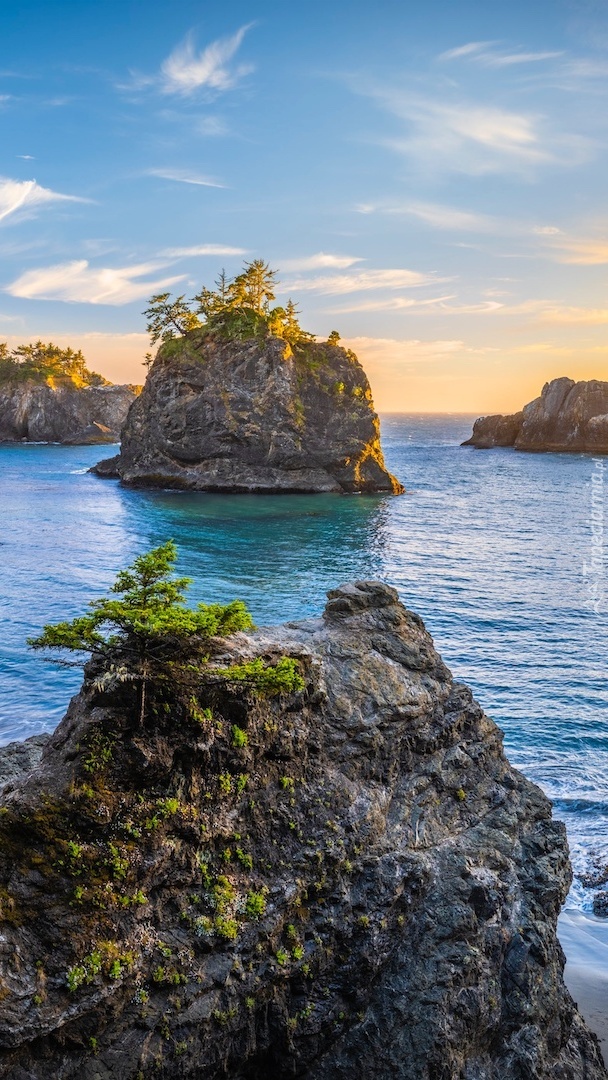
left=0, top=545, right=603, bottom=1079
left=463, top=377, right=608, bottom=453
left=0, top=340, right=139, bottom=445
left=93, top=261, right=402, bottom=493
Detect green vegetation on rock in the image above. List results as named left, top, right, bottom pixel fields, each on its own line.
left=29, top=541, right=303, bottom=723
left=143, top=259, right=326, bottom=360
left=0, top=340, right=107, bottom=387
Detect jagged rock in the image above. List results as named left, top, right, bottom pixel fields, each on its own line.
left=463, top=377, right=608, bottom=453
left=0, top=582, right=603, bottom=1078
left=0, top=735, right=48, bottom=790
left=0, top=382, right=140, bottom=444
left=92, top=335, right=402, bottom=492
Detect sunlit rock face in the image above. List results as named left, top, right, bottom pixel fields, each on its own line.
left=0, top=581, right=604, bottom=1079
left=0, top=382, right=140, bottom=444
left=463, top=377, right=608, bottom=453
left=93, top=335, right=403, bottom=492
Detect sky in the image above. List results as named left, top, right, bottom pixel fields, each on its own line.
left=1, top=0, right=608, bottom=412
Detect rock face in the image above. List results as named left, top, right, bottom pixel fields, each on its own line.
left=463, top=377, right=608, bottom=453
left=0, top=582, right=604, bottom=1079
left=93, top=335, right=402, bottom=492
left=0, top=382, right=140, bottom=444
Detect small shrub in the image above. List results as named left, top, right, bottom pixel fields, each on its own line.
left=245, top=891, right=266, bottom=918
left=214, top=916, right=239, bottom=941
left=231, top=726, right=248, bottom=748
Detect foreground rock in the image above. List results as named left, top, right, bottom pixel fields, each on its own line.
left=463, top=377, right=608, bottom=453
left=0, top=582, right=604, bottom=1079
left=0, top=382, right=140, bottom=444
left=93, top=335, right=402, bottom=492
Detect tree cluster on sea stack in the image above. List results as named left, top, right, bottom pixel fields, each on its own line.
left=143, top=260, right=342, bottom=361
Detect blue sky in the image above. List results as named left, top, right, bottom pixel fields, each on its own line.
left=2, top=0, right=608, bottom=410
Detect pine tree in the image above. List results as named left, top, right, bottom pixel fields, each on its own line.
left=29, top=543, right=303, bottom=725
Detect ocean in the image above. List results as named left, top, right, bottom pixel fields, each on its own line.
left=1, top=413, right=607, bottom=916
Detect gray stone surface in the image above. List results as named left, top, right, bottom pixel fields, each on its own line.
left=0, top=734, right=48, bottom=790
left=93, top=335, right=403, bottom=492
left=0, top=583, right=603, bottom=1078
left=0, top=382, right=140, bottom=444
left=463, top=377, right=608, bottom=453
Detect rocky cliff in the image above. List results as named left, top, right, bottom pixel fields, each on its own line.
left=0, top=582, right=604, bottom=1079
left=93, top=335, right=402, bottom=493
left=463, top=377, right=608, bottom=453
left=0, top=381, right=140, bottom=444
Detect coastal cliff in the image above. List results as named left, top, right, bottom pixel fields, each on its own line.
left=0, top=381, right=140, bottom=444
left=93, top=335, right=402, bottom=493
left=463, top=377, right=608, bottom=452
left=0, top=581, right=603, bottom=1079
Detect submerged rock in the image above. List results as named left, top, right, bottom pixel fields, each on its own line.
left=92, top=335, right=402, bottom=493
left=0, top=382, right=140, bottom=444
left=463, top=377, right=608, bottom=453
left=0, top=582, right=603, bottom=1078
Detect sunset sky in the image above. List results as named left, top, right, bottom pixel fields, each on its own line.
left=2, top=0, right=608, bottom=412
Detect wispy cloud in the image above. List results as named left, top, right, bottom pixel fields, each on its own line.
left=329, top=294, right=468, bottom=314
left=336, top=293, right=608, bottom=325
left=280, top=252, right=364, bottom=271
left=147, top=168, right=225, bottom=188
left=16, top=155, right=35, bottom=161
left=438, top=41, right=564, bottom=67
left=161, top=26, right=253, bottom=95
left=379, top=94, right=556, bottom=173
left=281, top=268, right=444, bottom=295
left=528, top=221, right=608, bottom=264
left=361, top=80, right=590, bottom=175
left=357, top=200, right=498, bottom=232
left=344, top=334, right=490, bottom=365
left=0, top=177, right=88, bottom=225
left=162, top=243, right=248, bottom=258
left=6, top=260, right=185, bottom=305
left=197, top=115, right=229, bottom=137
left=547, top=236, right=608, bottom=265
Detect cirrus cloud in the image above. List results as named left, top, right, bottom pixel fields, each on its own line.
left=0, top=177, right=89, bottom=225
left=280, top=268, right=445, bottom=295
left=161, top=243, right=248, bottom=258
left=6, top=260, right=186, bottom=305
left=161, top=26, right=253, bottom=96
left=147, top=167, right=225, bottom=188
left=280, top=252, right=365, bottom=271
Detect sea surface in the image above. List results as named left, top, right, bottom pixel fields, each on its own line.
left=1, top=414, right=607, bottom=915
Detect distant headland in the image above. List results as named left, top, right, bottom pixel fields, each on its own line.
left=463, top=377, right=608, bottom=454
left=93, top=260, right=403, bottom=494
left=0, top=341, right=139, bottom=444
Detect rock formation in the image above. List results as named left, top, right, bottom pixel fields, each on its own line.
left=0, top=382, right=140, bottom=444
left=93, top=335, right=402, bottom=492
left=0, top=581, right=604, bottom=1078
left=463, top=377, right=608, bottom=453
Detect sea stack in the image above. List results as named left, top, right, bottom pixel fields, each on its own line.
left=93, top=335, right=402, bottom=493
left=463, top=377, right=608, bottom=453
left=0, top=581, right=603, bottom=1078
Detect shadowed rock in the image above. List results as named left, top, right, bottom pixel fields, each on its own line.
left=0, top=582, right=603, bottom=1078
left=92, top=335, right=402, bottom=493
left=0, top=383, right=140, bottom=444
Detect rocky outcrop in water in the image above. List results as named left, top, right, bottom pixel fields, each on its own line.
left=463, top=377, right=608, bottom=453
left=0, top=382, right=140, bottom=444
left=0, top=581, right=604, bottom=1078
left=93, top=335, right=402, bottom=492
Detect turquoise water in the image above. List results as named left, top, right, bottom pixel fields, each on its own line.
left=1, top=415, right=607, bottom=912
